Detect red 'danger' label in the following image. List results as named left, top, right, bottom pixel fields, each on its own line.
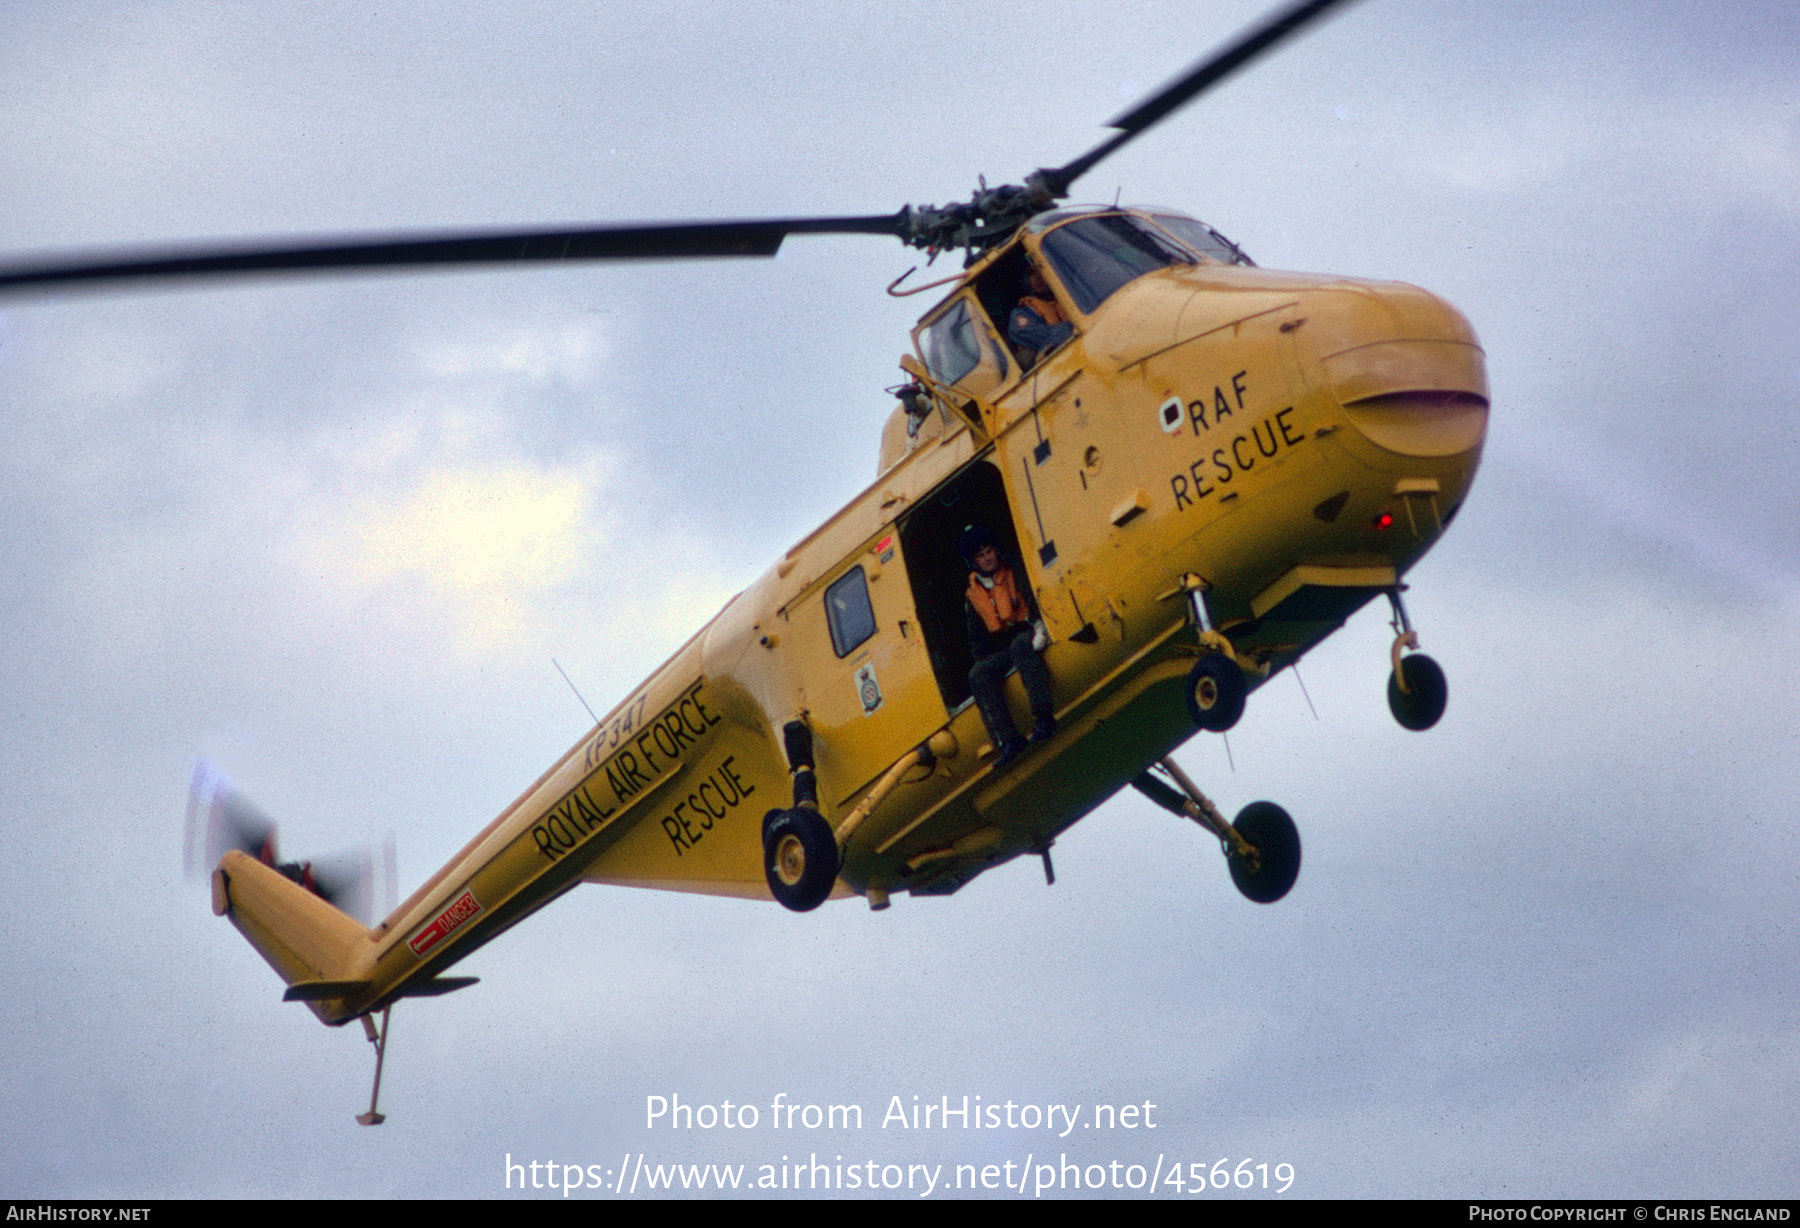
left=409, top=889, right=481, bottom=956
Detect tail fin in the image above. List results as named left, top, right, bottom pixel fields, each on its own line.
left=212, top=851, right=373, bottom=1021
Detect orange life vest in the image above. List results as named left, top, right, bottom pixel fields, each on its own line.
left=1019, top=293, right=1064, bottom=325
left=967, top=566, right=1031, bottom=633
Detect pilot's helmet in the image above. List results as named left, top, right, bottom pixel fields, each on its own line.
left=958, top=525, right=999, bottom=565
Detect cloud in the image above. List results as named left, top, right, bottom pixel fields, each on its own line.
left=415, top=323, right=604, bottom=386
left=302, top=459, right=605, bottom=653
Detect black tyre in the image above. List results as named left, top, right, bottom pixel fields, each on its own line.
left=1228, top=800, right=1301, bottom=904
left=1387, top=652, right=1448, bottom=731
left=763, top=808, right=839, bottom=912
left=1186, top=652, right=1247, bottom=732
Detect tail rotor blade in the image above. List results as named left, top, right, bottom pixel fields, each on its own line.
left=184, top=758, right=396, bottom=924
left=307, top=840, right=398, bottom=926
left=185, top=758, right=277, bottom=875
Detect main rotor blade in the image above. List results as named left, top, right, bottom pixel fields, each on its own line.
left=1040, top=0, right=1358, bottom=196
left=0, top=213, right=907, bottom=296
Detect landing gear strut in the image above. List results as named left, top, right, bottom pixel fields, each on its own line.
left=1169, top=575, right=1247, bottom=732
left=1131, top=758, right=1300, bottom=904
left=1385, top=586, right=1447, bottom=731
left=764, top=720, right=840, bottom=912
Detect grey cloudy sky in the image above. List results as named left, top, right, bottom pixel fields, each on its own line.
left=0, top=0, right=1795, bottom=1199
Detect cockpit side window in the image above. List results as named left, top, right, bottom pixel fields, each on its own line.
left=920, top=299, right=980, bottom=385
left=1039, top=215, right=1194, bottom=314
left=918, top=295, right=1011, bottom=397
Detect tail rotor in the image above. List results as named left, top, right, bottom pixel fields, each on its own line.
left=185, top=758, right=394, bottom=925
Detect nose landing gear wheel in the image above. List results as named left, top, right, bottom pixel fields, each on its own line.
left=1186, top=652, right=1247, bottom=732
left=1387, top=652, right=1447, bottom=731
left=763, top=807, right=839, bottom=912
left=1227, top=801, right=1301, bottom=903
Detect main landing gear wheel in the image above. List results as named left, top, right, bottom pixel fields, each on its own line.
left=763, top=807, right=839, bottom=913
left=1227, top=801, right=1301, bottom=904
left=1186, top=652, right=1247, bottom=732
left=1387, top=652, right=1448, bottom=731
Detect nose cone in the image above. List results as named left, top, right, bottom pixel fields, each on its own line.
left=1308, top=281, right=1489, bottom=458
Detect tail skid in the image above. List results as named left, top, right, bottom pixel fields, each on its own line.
left=212, top=850, right=402, bottom=1125
left=357, top=1007, right=391, bottom=1126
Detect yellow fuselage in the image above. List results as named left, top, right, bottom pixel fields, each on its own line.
left=219, top=219, right=1487, bottom=1025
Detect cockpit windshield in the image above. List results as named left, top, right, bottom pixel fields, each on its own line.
left=1037, top=214, right=1194, bottom=314
left=1146, top=213, right=1255, bottom=268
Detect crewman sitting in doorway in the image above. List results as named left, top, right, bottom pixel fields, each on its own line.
left=960, top=525, right=1055, bottom=768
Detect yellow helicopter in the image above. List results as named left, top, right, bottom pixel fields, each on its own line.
left=2, top=0, right=1485, bottom=1124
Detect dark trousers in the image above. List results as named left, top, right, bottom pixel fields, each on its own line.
left=969, top=627, right=1053, bottom=746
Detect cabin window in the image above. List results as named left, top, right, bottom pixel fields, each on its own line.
left=1038, top=214, right=1193, bottom=314
left=825, top=566, right=877, bottom=658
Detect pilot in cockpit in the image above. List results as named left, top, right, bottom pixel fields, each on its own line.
left=1007, top=264, right=1073, bottom=363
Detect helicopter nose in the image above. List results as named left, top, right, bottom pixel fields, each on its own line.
left=1308, top=282, right=1489, bottom=459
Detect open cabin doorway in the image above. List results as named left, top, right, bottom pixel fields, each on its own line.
left=897, top=459, right=1027, bottom=712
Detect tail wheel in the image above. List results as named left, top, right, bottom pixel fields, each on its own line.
left=1186, top=652, right=1247, bottom=732
left=1227, top=801, right=1301, bottom=903
left=763, top=808, right=839, bottom=912
left=1387, top=652, right=1448, bottom=731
